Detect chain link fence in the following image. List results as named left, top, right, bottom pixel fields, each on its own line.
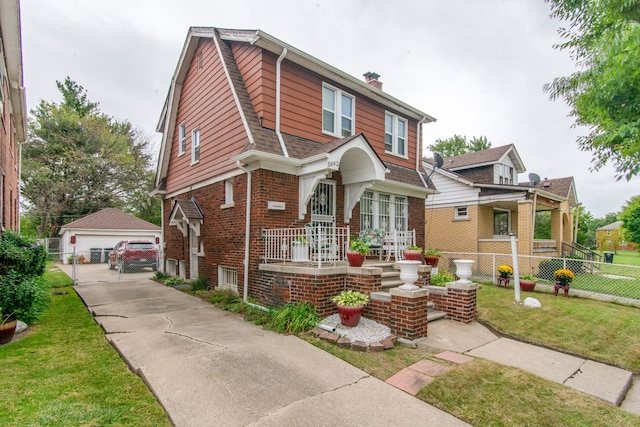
left=436, top=251, right=640, bottom=303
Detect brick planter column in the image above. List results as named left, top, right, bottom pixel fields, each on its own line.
left=387, top=288, right=430, bottom=340
left=428, top=282, right=479, bottom=324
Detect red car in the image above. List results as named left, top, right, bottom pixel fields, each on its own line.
left=108, top=240, right=158, bottom=273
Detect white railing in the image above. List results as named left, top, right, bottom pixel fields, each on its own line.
left=262, top=225, right=350, bottom=267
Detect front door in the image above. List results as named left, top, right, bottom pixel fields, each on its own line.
left=189, top=230, right=198, bottom=279
left=311, top=180, right=336, bottom=227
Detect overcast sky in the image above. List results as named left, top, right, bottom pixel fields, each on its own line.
left=19, top=0, right=637, bottom=218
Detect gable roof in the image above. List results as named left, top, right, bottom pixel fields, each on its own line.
left=155, top=27, right=436, bottom=193
left=436, top=144, right=525, bottom=173
left=597, top=221, right=623, bottom=231
left=59, top=208, right=161, bottom=232
left=534, top=176, right=578, bottom=206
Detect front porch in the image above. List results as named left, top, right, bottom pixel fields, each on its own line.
left=256, top=257, right=478, bottom=340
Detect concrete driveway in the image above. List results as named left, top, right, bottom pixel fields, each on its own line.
left=73, top=278, right=471, bottom=426
left=57, top=261, right=155, bottom=284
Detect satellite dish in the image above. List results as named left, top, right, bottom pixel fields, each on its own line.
left=529, top=173, right=541, bottom=186
left=433, top=152, right=444, bottom=169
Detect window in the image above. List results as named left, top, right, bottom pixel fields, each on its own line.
left=385, top=112, right=407, bottom=157
left=498, top=164, right=514, bottom=184
left=493, top=209, right=510, bottom=236
left=322, top=84, right=354, bottom=137
left=455, top=206, right=468, bottom=219
left=178, top=122, right=186, bottom=156
left=218, top=265, right=238, bottom=293
left=359, top=191, right=408, bottom=232
left=191, top=128, right=200, bottom=164
left=224, top=179, right=234, bottom=205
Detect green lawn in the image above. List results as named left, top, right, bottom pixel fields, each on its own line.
left=605, top=250, right=640, bottom=266
left=0, top=268, right=171, bottom=426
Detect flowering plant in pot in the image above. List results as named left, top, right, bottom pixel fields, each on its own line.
left=423, top=248, right=441, bottom=267
left=332, top=290, right=369, bottom=327
left=404, top=245, right=423, bottom=261
left=346, top=237, right=370, bottom=267
left=497, top=264, right=513, bottom=278
left=554, top=269, right=574, bottom=285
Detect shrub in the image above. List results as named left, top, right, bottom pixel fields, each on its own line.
left=0, top=271, right=48, bottom=324
left=430, top=271, right=456, bottom=286
left=266, top=301, right=319, bottom=334
left=0, top=232, right=46, bottom=278
left=192, top=275, right=209, bottom=291
left=164, top=277, right=185, bottom=287
left=153, top=271, right=170, bottom=282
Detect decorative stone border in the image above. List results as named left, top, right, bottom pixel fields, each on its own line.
left=310, top=327, right=398, bottom=352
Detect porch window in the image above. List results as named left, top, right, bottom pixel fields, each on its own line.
left=359, top=191, right=408, bottom=232
left=385, top=112, right=407, bottom=157
left=178, top=122, right=186, bottom=156
left=322, top=84, right=354, bottom=137
left=493, top=209, right=510, bottom=236
left=191, top=128, right=200, bottom=164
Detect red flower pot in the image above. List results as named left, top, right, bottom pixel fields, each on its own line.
left=404, top=250, right=423, bottom=262
left=519, top=280, right=536, bottom=292
left=346, top=251, right=365, bottom=267
left=424, top=255, right=440, bottom=267
left=337, top=305, right=364, bottom=327
left=0, top=319, right=17, bottom=345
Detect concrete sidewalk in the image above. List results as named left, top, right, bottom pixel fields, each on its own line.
left=416, top=319, right=640, bottom=414
left=74, top=279, right=470, bottom=427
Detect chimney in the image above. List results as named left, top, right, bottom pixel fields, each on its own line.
left=363, top=71, right=382, bottom=90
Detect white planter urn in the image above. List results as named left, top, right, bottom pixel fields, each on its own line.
left=453, top=259, right=475, bottom=285
left=397, top=260, right=421, bottom=290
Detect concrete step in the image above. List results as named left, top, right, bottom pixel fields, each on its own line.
left=381, top=270, right=400, bottom=278
left=427, top=311, right=447, bottom=322
left=381, top=279, right=404, bottom=290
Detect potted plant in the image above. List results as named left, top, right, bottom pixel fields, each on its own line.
left=519, top=274, right=537, bottom=292
left=423, top=248, right=441, bottom=267
left=346, top=237, right=370, bottom=267
left=554, top=269, right=574, bottom=286
left=497, top=265, right=513, bottom=278
left=404, top=245, right=423, bottom=262
left=291, top=235, right=309, bottom=262
left=332, top=290, right=369, bottom=327
left=0, top=308, right=17, bottom=345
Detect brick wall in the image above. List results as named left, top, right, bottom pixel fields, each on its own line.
left=428, top=282, right=478, bottom=323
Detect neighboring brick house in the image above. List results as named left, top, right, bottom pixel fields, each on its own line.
left=423, top=144, right=579, bottom=258
left=596, top=221, right=636, bottom=252
left=153, top=28, right=437, bottom=309
left=0, top=1, right=27, bottom=232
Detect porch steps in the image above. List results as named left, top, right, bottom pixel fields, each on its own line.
left=427, top=301, right=447, bottom=322
left=373, top=262, right=447, bottom=322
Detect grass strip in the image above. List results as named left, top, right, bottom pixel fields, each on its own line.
left=0, top=270, right=171, bottom=426
left=477, top=285, right=640, bottom=372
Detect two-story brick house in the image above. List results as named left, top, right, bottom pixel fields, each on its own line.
left=423, top=144, right=579, bottom=260
left=154, top=27, right=437, bottom=310
left=0, top=0, right=27, bottom=232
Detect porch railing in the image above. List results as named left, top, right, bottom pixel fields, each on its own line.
left=262, top=226, right=350, bottom=267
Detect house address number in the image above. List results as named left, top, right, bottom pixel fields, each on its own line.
left=328, top=161, right=339, bottom=168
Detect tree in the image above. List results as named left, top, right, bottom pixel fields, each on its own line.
left=428, top=135, right=492, bottom=157
left=544, top=0, right=640, bottom=180
left=22, top=77, right=160, bottom=237
left=620, top=195, right=640, bottom=246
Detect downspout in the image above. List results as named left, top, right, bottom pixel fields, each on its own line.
left=416, top=117, right=429, bottom=188
left=531, top=190, right=538, bottom=256
left=236, top=160, right=268, bottom=311
left=275, top=48, right=289, bottom=157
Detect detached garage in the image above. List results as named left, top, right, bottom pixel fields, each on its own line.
left=59, top=208, right=161, bottom=264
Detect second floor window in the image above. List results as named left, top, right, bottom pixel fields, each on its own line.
left=179, top=122, right=186, bottom=156
left=385, top=112, right=407, bottom=157
left=322, top=84, right=354, bottom=137
left=191, top=128, right=200, bottom=164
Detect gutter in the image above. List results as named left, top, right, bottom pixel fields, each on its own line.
left=275, top=48, right=289, bottom=157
